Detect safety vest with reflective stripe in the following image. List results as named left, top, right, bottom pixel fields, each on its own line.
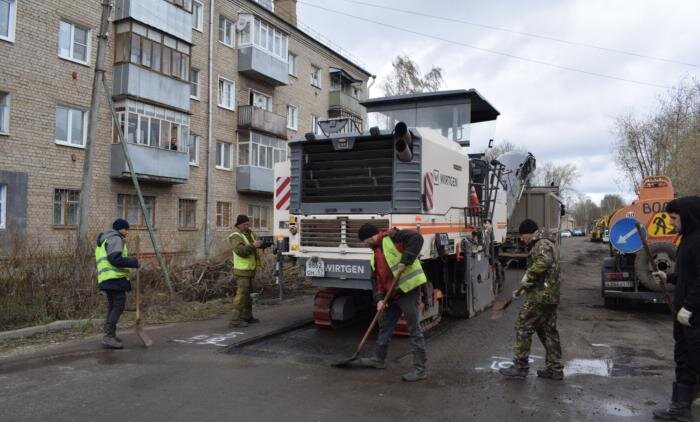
left=370, top=236, right=427, bottom=293
left=95, top=238, right=130, bottom=284
left=232, top=232, right=259, bottom=271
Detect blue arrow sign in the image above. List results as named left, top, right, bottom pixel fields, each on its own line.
left=610, top=217, right=647, bottom=254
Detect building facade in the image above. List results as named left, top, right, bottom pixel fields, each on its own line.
left=0, top=0, right=371, bottom=257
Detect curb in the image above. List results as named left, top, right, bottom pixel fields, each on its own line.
left=0, top=319, right=105, bottom=341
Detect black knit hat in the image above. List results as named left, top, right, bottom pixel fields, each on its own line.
left=113, top=218, right=130, bottom=231
left=235, top=214, right=250, bottom=227
left=518, top=218, right=538, bottom=235
left=358, top=223, right=379, bottom=241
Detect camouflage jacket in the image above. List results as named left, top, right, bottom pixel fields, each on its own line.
left=523, top=229, right=560, bottom=304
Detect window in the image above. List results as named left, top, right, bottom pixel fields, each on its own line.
left=178, top=199, right=197, bottom=229
left=310, top=65, right=321, bottom=88
left=0, top=91, right=9, bottom=134
left=190, top=69, right=200, bottom=99
left=55, top=106, right=87, bottom=147
left=165, top=0, right=193, bottom=12
left=116, top=194, right=155, bottom=228
left=58, top=21, right=90, bottom=64
left=253, top=0, right=274, bottom=12
left=216, top=201, right=231, bottom=228
left=288, top=52, right=296, bottom=76
left=238, top=131, right=287, bottom=169
left=250, top=90, right=272, bottom=111
left=237, top=14, right=288, bottom=61
left=286, top=105, right=298, bottom=130
left=188, top=134, right=199, bottom=165
left=218, top=77, right=235, bottom=110
left=218, top=16, right=234, bottom=47
left=0, top=0, right=16, bottom=42
left=311, top=114, right=320, bottom=135
left=216, top=141, right=231, bottom=170
left=53, top=189, right=80, bottom=227
left=114, top=22, right=190, bottom=81
left=192, top=1, right=203, bottom=32
left=0, top=184, right=6, bottom=229
left=112, top=100, right=190, bottom=151
left=248, top=204, right=271, bottom=231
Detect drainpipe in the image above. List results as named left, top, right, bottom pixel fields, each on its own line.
left=204, top=0, right=215, bottom=258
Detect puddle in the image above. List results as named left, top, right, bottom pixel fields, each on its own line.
left=602, top=402, right=636, bottom=417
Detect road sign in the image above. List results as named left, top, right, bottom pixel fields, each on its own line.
left=610, top=217, right=647, bottom=253
left=647, top=212, right=674, bottom=237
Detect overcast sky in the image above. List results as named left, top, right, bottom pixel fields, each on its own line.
left=296, top=0, right=699, bottom=204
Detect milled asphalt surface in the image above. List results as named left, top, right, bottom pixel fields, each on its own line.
left=0, top=238, right=693, bottom=421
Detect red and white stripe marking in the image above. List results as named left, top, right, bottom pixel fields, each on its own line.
left=424, top=172, right=434, bottom=210
left=275, top=176, right=291, bottom=210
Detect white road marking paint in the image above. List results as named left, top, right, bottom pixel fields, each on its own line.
left=173, top=331, right=244, bottom=347
left=486, top=355, right=543, bottom=370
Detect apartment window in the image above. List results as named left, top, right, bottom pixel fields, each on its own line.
left=113, top=100, right=190, bottom=151
left=286, top=105, right=298, bottom=130
left=218, top=16, right=234, bottom=47
left=192, top=1, right=203, bottom=32
left=237, top=14, right=288, bottom=61
left=0, top=184, right=6, bottom=229
left=238, top=131, right=287, bottom=169
left=218, top=77, right=235, bottom=110
left=216, top=201, right=231, bottom=228
left=0, top=91, right=9, bottom=134
left=114, top=22, right=190, bottom=81
left=165, top=0, right=193, bottom=12
left=310, top=65, right=321, bottom=88
left=253, top=0, right=274, bottom=11
left=0, top=0, right=16, bottom=42
left=190, top=69, right=200, bottom=99
left=310, top=114, right=320, bottom=135
left=53, top=189, right=80, bottom=227
left=248, top=204, right=271, bottom=231
left=250, top=90, right=272, bottom=111
left=58, top=21, right=90, bottom=64
left=55, top=106, right=87, bottom=147
left=188, top=134, right=199, bottom=165
left=178, top=199, right=197, bottom=229
left=117, top=194, right=155, bottom=227
left=288, top=52, right=296, bottom=76
left=216, top=141, right=231, bottom=170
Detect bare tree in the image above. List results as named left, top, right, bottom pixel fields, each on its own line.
left=382, top=55, right=445, bottom=96
left=600, top=194, right=626, bottom=216
left=572, top=195, right=602, bottom=227
left=483, top=140, right=526, bottom=162
left=533, top=162, right=580, bottom=206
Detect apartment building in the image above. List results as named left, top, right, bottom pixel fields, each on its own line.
left=0, top=0, right=371, bottom=257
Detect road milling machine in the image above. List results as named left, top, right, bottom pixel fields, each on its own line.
left=273, top=90, right=536, bottom=331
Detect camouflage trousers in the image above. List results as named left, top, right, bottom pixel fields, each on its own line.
left=231, top=275, right=254, bottom=323
left=512, top=301, right=563, bottom=372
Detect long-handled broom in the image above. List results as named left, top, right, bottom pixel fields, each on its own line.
left=134, top=236, right=153, bottom=347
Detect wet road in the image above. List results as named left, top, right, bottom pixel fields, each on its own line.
left=0, top=238, right=683, bottom=421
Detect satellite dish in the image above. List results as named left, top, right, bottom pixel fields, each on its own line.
left=236, top=19, right=249, bottom=31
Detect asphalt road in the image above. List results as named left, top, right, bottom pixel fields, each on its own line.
left=0, top=238, right=688, bottom=421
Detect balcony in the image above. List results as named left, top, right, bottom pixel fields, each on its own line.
left=237, top=106, right=287, bottom=138
left=113, top=64, right=190, bottom=112
left=236, top=166, right=273, bottom=194
left=238, top=46, right=289, bottom=86
left=329, top=91, right=364, bottom=116
left=110, top=143, right=189, bottom=184
left=114, top=0, right=192, bottom=43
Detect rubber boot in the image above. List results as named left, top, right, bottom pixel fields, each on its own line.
left=357, top=345, right=387, bottom=369
left=653, top=383, right=694, bottom=421
left=500, top=366, right=529, bottom=379
left=537, top=368, right=564, bottom=381
left=401, top=349, right=427, bottom=382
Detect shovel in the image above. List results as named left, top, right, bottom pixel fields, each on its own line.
left=134, top=236, right=153, bottom=347
left=491, top=285, right=526, bottom=320
left=636, top=222, right=676, bottom=316
left=332, top=274, right=400, bottom=367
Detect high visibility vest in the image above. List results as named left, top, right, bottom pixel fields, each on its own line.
left=95, top=238, right=130, bottom=284
left=370, top=236, right=428, bottom=293
left=232, top=232, right=258, bottom=271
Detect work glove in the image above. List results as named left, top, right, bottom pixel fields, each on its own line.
left=519, top=274, right=534, bottom=289
left=652, top=271, right=667, bottom=285
left=677, top=307, right=692, bottom=327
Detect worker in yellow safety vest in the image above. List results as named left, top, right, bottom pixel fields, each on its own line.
left=229, top=214, right=263, bottom=327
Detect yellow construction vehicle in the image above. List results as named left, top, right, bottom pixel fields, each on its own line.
left=590, top=215, right=610, bottom=242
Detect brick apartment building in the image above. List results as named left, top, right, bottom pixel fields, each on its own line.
left=0, top=0, right=371, bottom=257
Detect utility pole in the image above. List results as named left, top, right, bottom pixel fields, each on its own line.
left=77, top=1, right=112, bottom=251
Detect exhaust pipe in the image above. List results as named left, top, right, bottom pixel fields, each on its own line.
left=394, top=121, right=413, bottom=162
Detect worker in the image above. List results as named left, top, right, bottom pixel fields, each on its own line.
left=652, top=196, right=700, bottom=421
left=229, top=214, right=263, bottom=328
left=356, top=223, right=428, bottom=382
left=500, top=218, right=564, bottom=380
left=95, top=218, right=139, bottom=349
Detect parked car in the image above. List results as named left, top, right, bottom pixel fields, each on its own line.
left=572, top=228, right=584, bottom=236
left=602, top=229, right=610, bottom=243
left=561, top=230, right=572, bottom=238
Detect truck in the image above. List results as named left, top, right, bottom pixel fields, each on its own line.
left=273, top=90, right=537, bottom=331
left=601, top=176, right=679, bottom=307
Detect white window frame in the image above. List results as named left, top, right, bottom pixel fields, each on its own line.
left=0, top=184, right=6, bottom=229
left=248, top=203, right=271, bottom=231
left=238, top=131, right=287, bottom=169
left=216, top=140, right=232, bottom=170
left=53, top=188, right=80, bottom=227
left=116, top=194, right=155, bottom=228
left=218, top=15, right=234, bottom=47
left=58, top=20, right=91, bottom=65
left=310, top=65, right=321, bottom=88
left=311, top=114, right=320, bottom=135
left=190, top=68, right=200, bottom=100
left=55, top=105, right=88, bottom=148
left=192, top=0, right=204, bottom=32
left=237, top=14, right=288, bottom=62
left=218, top=77, right=235, bottom=111
left=288, top=52, right=297, bottom=76
left=216, top=201, right=231, bottom=229
left=0, top=90, right=9, bottom=134
left=286, top=104, right=298, bottom=131
left=250, top=89, right=272, bottom=111
left=188, top=133, right=199, bottom=166
left=0, top=0, right=17, bottom=43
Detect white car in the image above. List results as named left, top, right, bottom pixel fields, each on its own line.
left=602, top=230, right=610, bottom=243
left=561, top=230, right=572, bottom=238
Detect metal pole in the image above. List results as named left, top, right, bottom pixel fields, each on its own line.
left=275, top=239, right=285, bottom=302
left=77, top=0, right=112, bottom=250
left=101, top=77, right=174, bottom=294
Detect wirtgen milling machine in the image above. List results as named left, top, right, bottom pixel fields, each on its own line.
left=274, top=90, right=535, bottom=331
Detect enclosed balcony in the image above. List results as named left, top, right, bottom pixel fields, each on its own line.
left=236, top=130, right=288, bottom=193
left=114, top=0, right=192, bottom=43
left=110, top=143, right=189, bottom=184
left=236, top=15, right=289, bottom=86
left=237, top=105, right=287, bottom=138
left=238, top=47, right=289, bottom=86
